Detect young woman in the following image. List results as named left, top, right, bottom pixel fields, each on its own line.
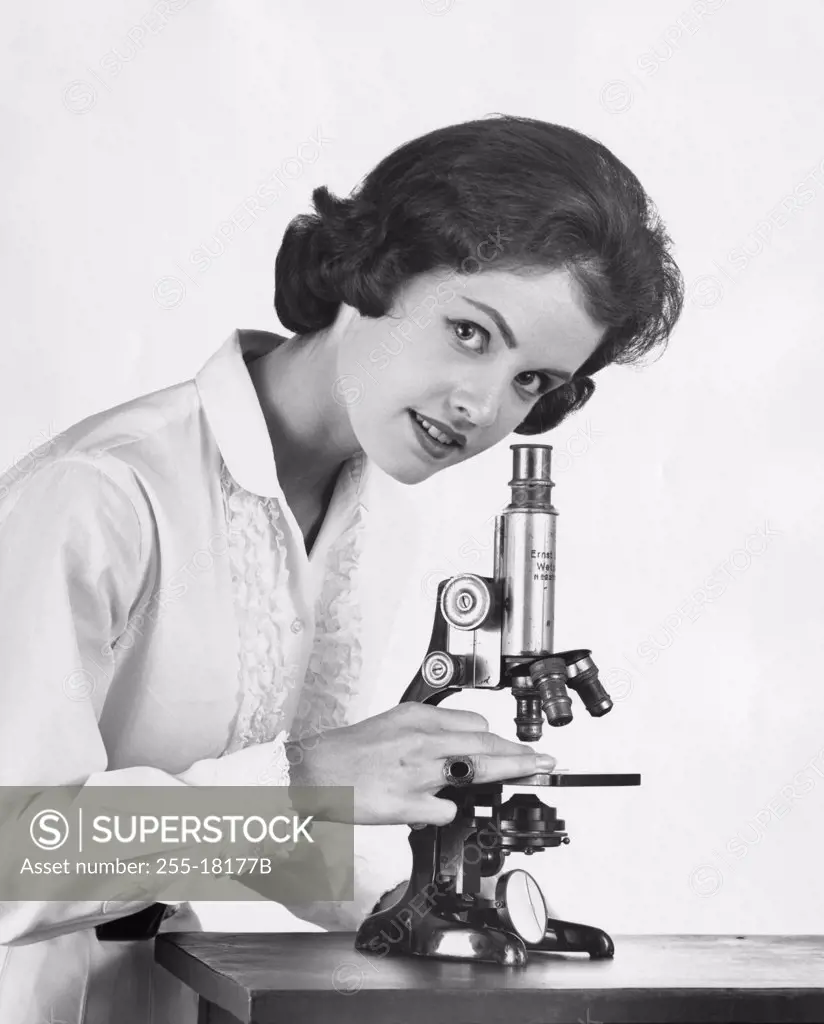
left=0, top=115, right=683, bottom=1022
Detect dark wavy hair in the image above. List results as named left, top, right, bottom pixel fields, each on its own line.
left=274, top=115, right=684, bottom=434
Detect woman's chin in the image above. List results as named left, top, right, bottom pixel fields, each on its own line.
left=380, top=461, right=434, bottom=486
left=364, top=446, right=437, bottom=486
left=358, top=420, right=462, bottom=484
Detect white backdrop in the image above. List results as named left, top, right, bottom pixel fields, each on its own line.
left=1, top=0, right=822, bottom=936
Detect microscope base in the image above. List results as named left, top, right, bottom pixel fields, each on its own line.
left=533, top=917, right=614, bottom=958
left=355, top=905, right=614, bottom=966
left=356, top=909, right=529, bottom=965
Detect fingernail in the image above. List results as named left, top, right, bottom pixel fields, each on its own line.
left=536, top=754, right=556, bottom=770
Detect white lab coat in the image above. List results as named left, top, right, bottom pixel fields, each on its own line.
left=0, top=329, right=421, bottom=1023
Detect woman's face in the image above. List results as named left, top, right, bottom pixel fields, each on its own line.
left=334, top=266, right=605, bottom=485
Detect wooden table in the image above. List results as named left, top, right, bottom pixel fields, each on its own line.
left=155, top=932, right=824, bottom=1023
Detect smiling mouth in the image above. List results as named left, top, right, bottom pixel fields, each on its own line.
left=408, top=410, right=463, bottom=452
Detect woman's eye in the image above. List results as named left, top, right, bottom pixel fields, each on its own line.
left=449, top=319, right=562, bottom=398
left=450, top=319, right=489, bottom=349
left=515, top=371, right=558, bottom=397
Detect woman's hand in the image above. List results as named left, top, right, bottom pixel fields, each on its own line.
left=285, top=702, right=556, bottom=826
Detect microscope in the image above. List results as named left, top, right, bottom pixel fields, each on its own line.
left=354, top=444, right=640, bottom=966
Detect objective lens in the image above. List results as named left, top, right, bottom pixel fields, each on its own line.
left=563, top=650, right=613, bottom=717
left=513, top=694, right=544, bottom=742
left=529, top=657, right=572, bottom=727
left=569, top=677, right=613, bottom=716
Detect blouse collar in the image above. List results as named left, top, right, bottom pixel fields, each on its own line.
left=195, top=328, right=371, bottom=503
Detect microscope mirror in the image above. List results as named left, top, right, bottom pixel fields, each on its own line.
left=494, top=869, right=547, bottom=945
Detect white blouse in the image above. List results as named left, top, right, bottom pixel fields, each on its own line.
left=0, top=329, right=421, bottom=1024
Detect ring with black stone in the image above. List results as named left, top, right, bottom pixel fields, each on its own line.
left=442, top=755, right=476, bottom=787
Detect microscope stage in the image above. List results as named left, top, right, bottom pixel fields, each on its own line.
left=503, top=771, right=641, bottom=787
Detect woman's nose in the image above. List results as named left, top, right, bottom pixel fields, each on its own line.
left=449, top=383, right=500, bottom=430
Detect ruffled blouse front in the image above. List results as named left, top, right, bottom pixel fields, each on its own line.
left=218, top=451, right=369, bottom=769
left=215, top=451, right=411, bottom=929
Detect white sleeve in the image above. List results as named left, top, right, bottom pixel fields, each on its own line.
left=0, top=458, right=291, bottom=946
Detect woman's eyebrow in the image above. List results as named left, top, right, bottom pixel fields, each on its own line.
left=462, top=297, right=573, bottom=381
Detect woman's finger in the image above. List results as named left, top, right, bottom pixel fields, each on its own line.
left=417, top=705, right=490, bottom=732
left=430, top=729, right=535, bottom=759
left=408, top=795, right=460, bottom=827
left=427, top=752, right=546, bottom=789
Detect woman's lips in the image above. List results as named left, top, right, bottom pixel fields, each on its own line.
left=408, top=410, right=459, bottom=459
